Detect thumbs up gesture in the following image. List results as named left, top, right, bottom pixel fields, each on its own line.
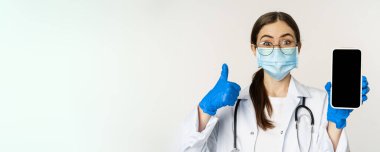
left=199, top=63, right=241, bottom=116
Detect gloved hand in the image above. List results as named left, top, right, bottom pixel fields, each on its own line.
left=199, top=63, right=241, bottom=116
left=325, top=76, right=370, bottom=129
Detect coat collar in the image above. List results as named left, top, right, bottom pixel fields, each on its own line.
left=237, top=75, right=311, bottom=100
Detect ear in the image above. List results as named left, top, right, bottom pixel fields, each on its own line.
left=251, top=44, right=256, bottom=57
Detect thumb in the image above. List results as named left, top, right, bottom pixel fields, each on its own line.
left=219, top=63, right=229, bottom=82
left=325, top=82, right=331, bottom=92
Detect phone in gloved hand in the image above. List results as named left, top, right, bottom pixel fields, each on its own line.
left=331, top=49, right=362, bottom=109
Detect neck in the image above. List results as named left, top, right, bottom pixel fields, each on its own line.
left=263, top=72, right=291, bottom=97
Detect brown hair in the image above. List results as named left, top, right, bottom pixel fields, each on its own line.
left=249, top=11, right=301, bottom=130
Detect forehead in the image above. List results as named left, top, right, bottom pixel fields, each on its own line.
left=257, top=20, right=295, bottom=39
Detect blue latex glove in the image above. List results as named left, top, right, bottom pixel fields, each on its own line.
left=325, top=76, right=370, bottom=129
left=199, top=63, right=241, bottom=116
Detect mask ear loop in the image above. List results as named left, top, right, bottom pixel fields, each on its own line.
left=295, top=47, right=299, bottom=68
left=256, top=50, right=262, bottom=68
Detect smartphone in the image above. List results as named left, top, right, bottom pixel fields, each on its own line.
left=331, top=49, right=362, bottom=109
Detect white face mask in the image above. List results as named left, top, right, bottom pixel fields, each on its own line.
left=256, top=47, right=298, bottom=80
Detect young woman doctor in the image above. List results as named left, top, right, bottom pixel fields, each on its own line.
left=179, top=12, right=370, bottom=152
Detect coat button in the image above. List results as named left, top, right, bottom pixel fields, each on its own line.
left=250, top=131, right=254, bottom=135
left=280, top=130, right=283, bottom=134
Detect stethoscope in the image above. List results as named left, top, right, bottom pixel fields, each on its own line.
left=231, top=97, right=314, bottom=152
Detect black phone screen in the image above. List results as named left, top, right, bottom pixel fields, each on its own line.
left=332, top=49, right=361, bottom=108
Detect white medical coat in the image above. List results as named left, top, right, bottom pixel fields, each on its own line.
left=179, top=76, right=349, bottom=152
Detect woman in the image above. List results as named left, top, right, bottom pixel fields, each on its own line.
left=179, top=12, right=370, bottom=152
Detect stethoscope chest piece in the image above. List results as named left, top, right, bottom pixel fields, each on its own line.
left=231, top=148, right=239, bottom=152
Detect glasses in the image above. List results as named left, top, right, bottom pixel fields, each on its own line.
left=257, top=39, right=298, bottom=56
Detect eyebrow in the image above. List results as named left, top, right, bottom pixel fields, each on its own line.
left=260, top=33, right=295, bottom=40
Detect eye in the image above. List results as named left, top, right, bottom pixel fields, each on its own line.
left=281, top=40, right=294, bottom=46
left=260, top=41, right=273, bottom=46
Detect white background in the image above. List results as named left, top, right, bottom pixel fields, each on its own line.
left=0, top=0, right=379, bottom=151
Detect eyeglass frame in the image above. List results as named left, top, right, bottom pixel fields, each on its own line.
left=255, top=40, right=299, bottom=56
